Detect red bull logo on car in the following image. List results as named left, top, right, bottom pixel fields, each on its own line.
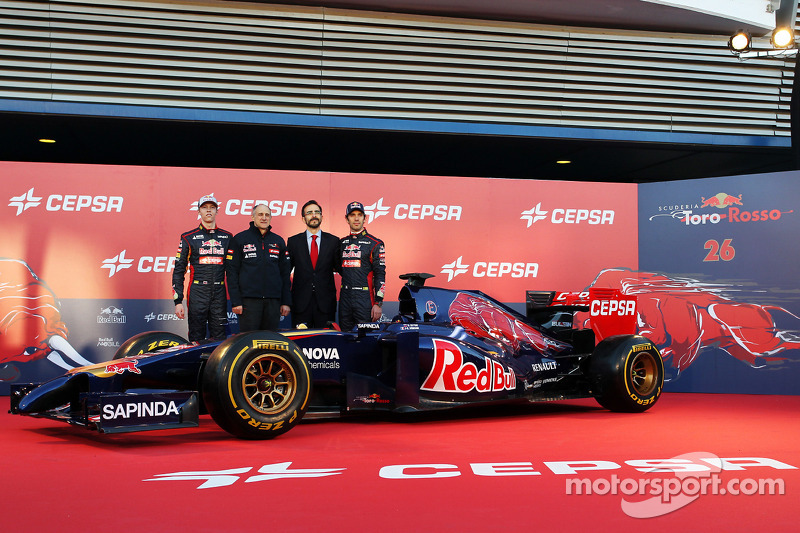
left=421, top=339, right=516, bottom=393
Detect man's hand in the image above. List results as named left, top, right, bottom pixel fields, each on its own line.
left=370, top=304, right=382, bottom=322
left=232, top=305, right=243, bottom=315
left=280, top=305, right=291, bottom=317
left=175, top=303, right=185, bottom=319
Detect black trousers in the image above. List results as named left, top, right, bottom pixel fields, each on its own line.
left=292, top=293, right=336, bottom=329
left=186, top=283, right=227, bottom=342
left=239, top=297, right=281, bottom=332
left=338, top=288, right=373, bottom=332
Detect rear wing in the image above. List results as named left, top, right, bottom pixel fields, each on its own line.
left=526, top=288, right=637, bottom=342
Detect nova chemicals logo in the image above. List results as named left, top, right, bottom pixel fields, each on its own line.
left=441, top=257, right=538, bottom=281
left=364, top=197, right=462, bottom=223
left=8, top=187, right=123, bottom=215
left=521, top=202, right=615, bottom=227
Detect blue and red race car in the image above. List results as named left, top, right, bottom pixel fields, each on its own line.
left=9, top=273, right=664, bottom=439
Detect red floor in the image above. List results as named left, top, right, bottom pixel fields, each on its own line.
left=1, top=393, right=798, bottom=532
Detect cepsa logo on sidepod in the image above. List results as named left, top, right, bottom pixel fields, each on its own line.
left=187, top=196, right=298, bottom=217
left=440, top=256, right=538, bottom=282
left=520, top=202, right=615, bottom=228
left=363, top=197, right=462, bottom=223
left=8, top=187, right=124, bottom=216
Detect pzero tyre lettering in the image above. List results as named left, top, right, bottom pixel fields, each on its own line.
left=588, top=335, right=664, bottom=413
left=113, top=331, right=188, bottom=359
left=202, top=332, right=311, bottom=439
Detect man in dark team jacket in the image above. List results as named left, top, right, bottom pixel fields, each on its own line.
left=225, top=203, right=291, bottom=332
left=287, top=200, right=340, bottom=328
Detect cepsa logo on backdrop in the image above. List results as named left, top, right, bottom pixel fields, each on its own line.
left=8, top=187, right=124, bottom=216
left=362, top=197, right=463, bottom=223
left=188, top=197, right=299, bottom=217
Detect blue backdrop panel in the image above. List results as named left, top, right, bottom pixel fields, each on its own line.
left=638, top=171, right=800, bottom=394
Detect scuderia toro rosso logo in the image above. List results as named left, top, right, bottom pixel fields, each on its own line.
left=421, top=339, right=516, bottom=393
left=649, top=192, right=794, bottom=226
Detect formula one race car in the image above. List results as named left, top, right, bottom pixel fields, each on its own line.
left=10, top=273, right=664, bottom=439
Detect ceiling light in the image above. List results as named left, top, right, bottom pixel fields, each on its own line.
left=38, top=138, right=56, bottom=143
left=772, top=27, right=795, bottom=49
left=728, top=30, right=752, bottom=53
left=556, top=160, right=571, bottom=164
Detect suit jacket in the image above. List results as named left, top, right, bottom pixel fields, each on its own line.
left=287, top=230, right=340, bottom=314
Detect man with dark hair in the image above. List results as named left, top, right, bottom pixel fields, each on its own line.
left=287, top=200, right=340, bottom=328
left=338, top=201, right=386, bottom=332
left=172, top=194, right=233, bottom=342
left=225, top=203, right=291, bottom=332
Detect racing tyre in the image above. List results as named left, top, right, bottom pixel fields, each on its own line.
left=113, top=331, right=188, bottom=359
left=588, top=335, right=664, bottom=413
left=202, top=331, right=311, bottom=439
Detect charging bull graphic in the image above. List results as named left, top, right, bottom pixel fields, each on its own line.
left=448, top=292, right=562, bottom=355
left=0, top=258, right=93, bottom=380
left=584, top=268, right=800, bottom=380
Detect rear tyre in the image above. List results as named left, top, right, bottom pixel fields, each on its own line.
left=113, top=331, right=188, bottom=359
left=202, top=331, right=311, bottom=439
left=588, top=335, right=664, bottom=412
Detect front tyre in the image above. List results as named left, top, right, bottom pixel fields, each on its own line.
left=202, top=331, right=311, bottom=439
left=588, top=335, right=664, bottom=413
left=113, top=331, right=188, bottom=359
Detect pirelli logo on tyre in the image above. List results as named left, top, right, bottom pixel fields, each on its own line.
left=631, top=343, right=654, bottom=353
left=251, top=340, right=290, bottom=351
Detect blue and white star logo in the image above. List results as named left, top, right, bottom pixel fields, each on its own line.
left=8, top=188, right=43, bottom=216
left=440, top=256, right=470, bottom=282
left=520, top=202, right=549, bottom=227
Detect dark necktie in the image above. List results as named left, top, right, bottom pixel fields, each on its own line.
left=310, top=234, right=318, bottom=269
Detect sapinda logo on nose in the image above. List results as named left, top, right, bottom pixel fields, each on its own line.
left=8, top=187, right=124, bottom=216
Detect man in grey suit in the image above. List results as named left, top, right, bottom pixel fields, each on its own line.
left=287, top=200, right=341, bottom=328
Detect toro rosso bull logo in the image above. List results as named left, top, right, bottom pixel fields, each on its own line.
left=421, top=339, right=516, bottom=393
left=105, top=359, right=141, bottom=374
